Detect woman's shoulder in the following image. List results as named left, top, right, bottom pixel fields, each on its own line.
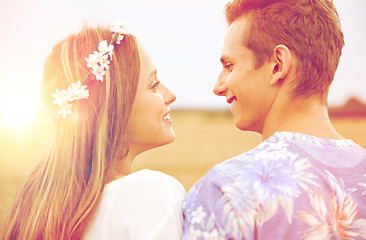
left=105, top=169, right=185, bottom=195
left=83, top=170, right=185, bottom=239
left=99, top=169, right=186, bottom=208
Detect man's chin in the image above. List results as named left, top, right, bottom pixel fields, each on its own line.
left=234, top=119, right=248, bottom=131
left=234, top=119, right=262, bottom=133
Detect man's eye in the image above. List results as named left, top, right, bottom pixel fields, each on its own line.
left=224, top=63, right=233, bottom=72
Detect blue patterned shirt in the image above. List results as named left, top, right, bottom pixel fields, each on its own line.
left=183, top=132, right=366, bottom=239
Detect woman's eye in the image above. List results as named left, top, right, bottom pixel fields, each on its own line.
left=151, top=81, right=160, bottom=89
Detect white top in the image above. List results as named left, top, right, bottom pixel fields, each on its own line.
left=83, top=169, right=186, bottom=240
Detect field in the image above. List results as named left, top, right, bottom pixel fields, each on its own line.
left=1, top=111, right=365, bottom=226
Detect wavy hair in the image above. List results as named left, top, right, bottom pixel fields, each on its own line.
left=2, top=26, right=140, bottom=239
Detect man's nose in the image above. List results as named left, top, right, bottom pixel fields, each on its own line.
left=213, top=74, right=227, bottom=96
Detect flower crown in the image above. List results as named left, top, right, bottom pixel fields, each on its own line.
left=51, top=25, right=128, bottom=118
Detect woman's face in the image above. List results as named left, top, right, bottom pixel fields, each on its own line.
left=126, top=43, right=176, bottom=155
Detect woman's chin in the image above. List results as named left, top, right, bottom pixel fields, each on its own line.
left=142, top=131, right=176, bottom=152
left=161, top=130, right=176, bottom=146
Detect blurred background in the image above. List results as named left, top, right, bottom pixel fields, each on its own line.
left=0, top=0, right=366, bottom=226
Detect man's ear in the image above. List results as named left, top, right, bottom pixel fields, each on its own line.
left=270, top=44, right=292, bottom=86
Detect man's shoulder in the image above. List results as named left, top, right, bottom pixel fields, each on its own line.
left=193, top=132, right=313, bottom=187
left=206, top=135, right=289, bottom=176
left=191, top=143, right=265, bottom=189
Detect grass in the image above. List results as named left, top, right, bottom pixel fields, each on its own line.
left=1, top=111, right=365, bottom=226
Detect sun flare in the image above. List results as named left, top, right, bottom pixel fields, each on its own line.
left=0, top=94, right=39, bottom=129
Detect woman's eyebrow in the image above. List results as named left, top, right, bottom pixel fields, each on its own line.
left=148, top=69, right=157, bottom=79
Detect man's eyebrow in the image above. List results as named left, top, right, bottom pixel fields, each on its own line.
left=220, top=55, right=233, bottom=65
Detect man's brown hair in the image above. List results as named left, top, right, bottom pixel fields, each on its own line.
left=225, top=0, right=345, bottom=102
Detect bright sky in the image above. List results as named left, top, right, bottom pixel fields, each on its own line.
left=0, top=0, right=365, bottom=121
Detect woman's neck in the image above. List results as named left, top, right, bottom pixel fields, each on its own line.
left=107, top=152, right=136, bottom=183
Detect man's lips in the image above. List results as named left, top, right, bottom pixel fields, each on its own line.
left=226, top=96, right=237, bottom=104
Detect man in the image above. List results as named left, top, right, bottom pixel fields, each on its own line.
left=183, top=0, right=366, bottom=239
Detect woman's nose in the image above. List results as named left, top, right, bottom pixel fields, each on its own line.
left=163, top=85, right=176, bottom=105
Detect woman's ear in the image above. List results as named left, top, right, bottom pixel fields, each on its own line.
left=270, top=44, right=292, bottom=86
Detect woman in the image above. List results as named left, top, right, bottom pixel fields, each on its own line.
left=2, top=24, right=185, bottom=240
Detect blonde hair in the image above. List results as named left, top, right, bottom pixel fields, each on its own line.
left=2, top=27, right=140, bottom=239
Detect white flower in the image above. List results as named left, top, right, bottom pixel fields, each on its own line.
left=191, top=206, right=207, bottom=224
left=92, top=65, right=106, bottom=82
left=108, top=48, right=114, bottom=59
left=110, top=23, right=128, bottom=35
left=110, top=22, right=127, bottom=44
left=92, top=51, right=107, bottom=68
left=187, top=226, right=202, bottom=240
left=68, top=81, right=89, bottom=101
left=51, top=80, right=90, bottom=118
left=52, top=89, right=69, bottom=107
left=99, top=55, right=111, bottom=69
left=51, top=24, right=128, bottom=118
left=115, top=34, right=124, bottom=44
left=98, top=40, right=114, bottom=55
left=98, top=40, right=108, bottom=53
left=202, top=229, right=224, bottom=240
left=78, top=88, right=89, bottom=99
left=85, top=53, right=100, bottom=69
left=58, top=103, right=72, bottom=118
left=68, top=81, right=82, bottom=94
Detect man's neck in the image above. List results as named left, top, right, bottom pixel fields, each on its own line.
left=262, top=94, right=343, bottom=141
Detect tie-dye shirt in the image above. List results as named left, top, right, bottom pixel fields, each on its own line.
left=183, top=132, right=366, bottom=240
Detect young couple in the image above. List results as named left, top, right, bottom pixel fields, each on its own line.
left=3, top=0, right=366, bottom=239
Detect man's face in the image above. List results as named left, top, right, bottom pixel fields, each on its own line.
left=213, top=16, right=278, bottom=134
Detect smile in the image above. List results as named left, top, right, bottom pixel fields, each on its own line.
left=163, top=112, right=172, bottom=121
left=227, top=96, right=237, bottom=104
